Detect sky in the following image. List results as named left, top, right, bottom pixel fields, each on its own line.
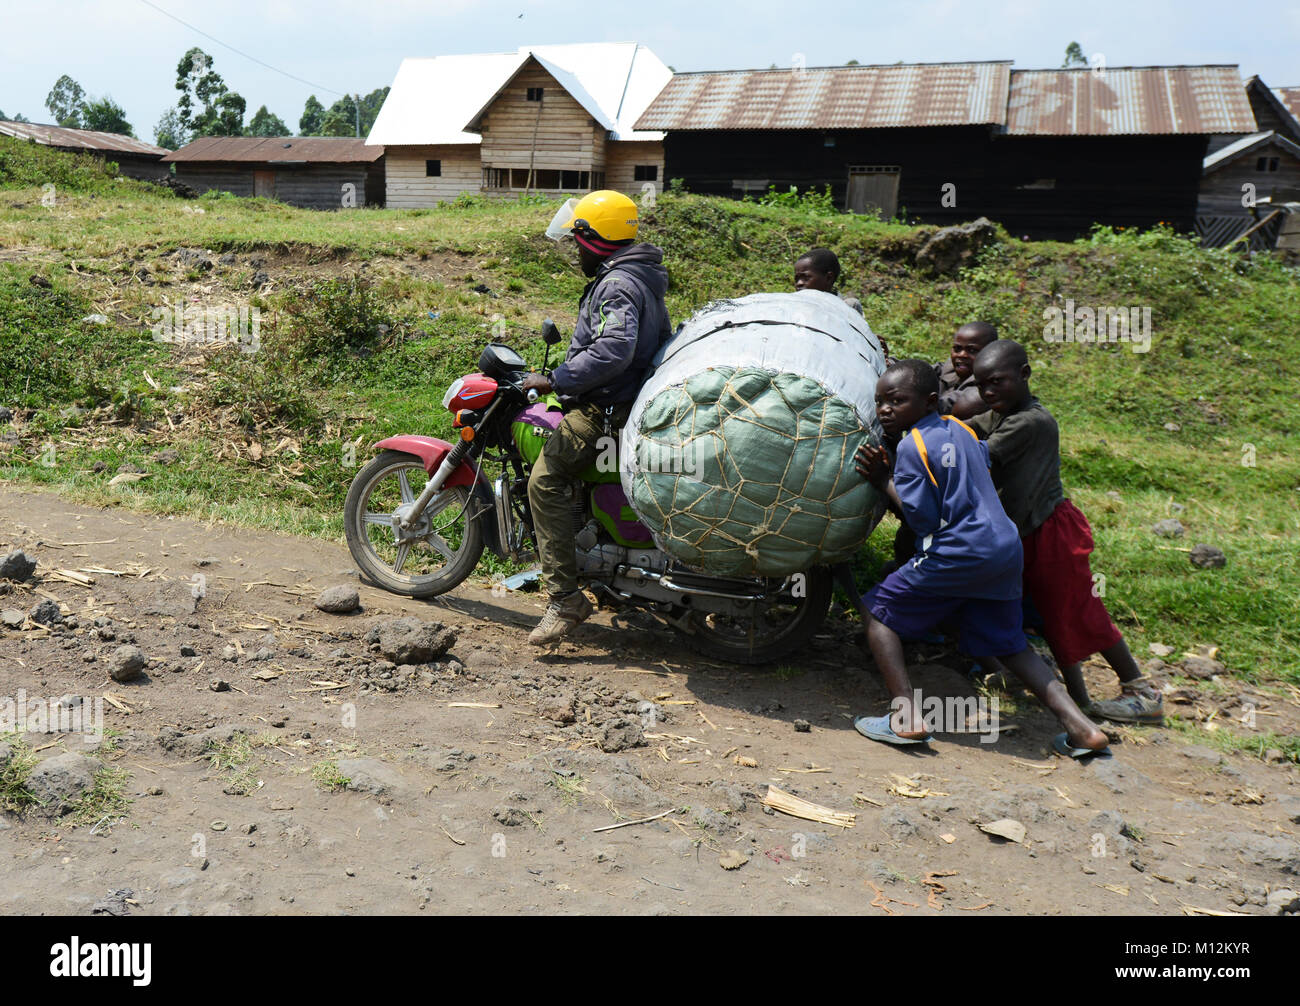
left=1, top=0, right=1296, bottom=143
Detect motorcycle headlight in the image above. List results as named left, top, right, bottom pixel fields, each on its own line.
left=442, top=378, right=464, bottom=410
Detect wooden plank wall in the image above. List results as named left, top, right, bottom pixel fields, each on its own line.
left=1198, top=148, right=1300, bottom=214
left=662, top=127, right=1208, bottom=239
left=478, top=61, right=605, bottom=172
left=173, top=166, right=255, bottom=197
left=606, top=140, right=663, bottom=197
left=173, top=163, right=380, bottom=209
left=272, top=165, right=370, bottom=210
left=384, top=145, right=481, bottom=207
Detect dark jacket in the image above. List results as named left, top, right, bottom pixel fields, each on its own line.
left=549, top=243, right=671, bottom=407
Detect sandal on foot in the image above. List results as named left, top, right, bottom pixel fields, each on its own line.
left=854, top=714, right=933, bottom=746
left=1052, top=731, right=1111, bottom=760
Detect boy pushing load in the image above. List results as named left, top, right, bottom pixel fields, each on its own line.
left=852, top=359, right=1109, bottom=754
left=968, top=340, right=1161, bottom=729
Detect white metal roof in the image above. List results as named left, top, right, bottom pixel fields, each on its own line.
left=366, top=42, right=671, bottom=147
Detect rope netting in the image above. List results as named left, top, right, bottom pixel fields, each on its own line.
left=626, top=366, right=886, bottom=577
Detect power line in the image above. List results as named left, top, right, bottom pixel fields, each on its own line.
left=137, top=0, right=347, bottom=98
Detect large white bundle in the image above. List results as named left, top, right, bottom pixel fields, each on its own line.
left=620, top=291, right=889, bottom=577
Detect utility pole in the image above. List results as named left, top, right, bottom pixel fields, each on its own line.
left=354, top=94, right=360, bottom=138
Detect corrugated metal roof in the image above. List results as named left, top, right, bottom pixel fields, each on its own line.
left=163, top=136, right=383, bottom=163
left=0, top=119, right=168, bottom=156
left=633, top=61, right=1011, bottom=131
left=1275, top=87, right=1300, bottom=122
left=366, top=42, right=672, bottom=147
left=1005, top=66, right=1255, bottom=135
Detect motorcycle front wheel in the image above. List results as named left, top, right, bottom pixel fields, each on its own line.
left=343, top=450, right=485, bottom=598
left=674, top=565, right=833, bottom=665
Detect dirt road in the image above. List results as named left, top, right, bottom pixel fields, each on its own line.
left=0, top=485, right=1296, bottom=915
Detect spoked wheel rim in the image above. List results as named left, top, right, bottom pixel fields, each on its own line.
left=687, top=588, right=813, bottom=649
left=352, top=458, right=474, bottom=590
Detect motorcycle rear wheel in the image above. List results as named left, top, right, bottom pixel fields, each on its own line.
left=344, top=450, right=485, bottom=598
left=674, top=566, right=833, bottom=665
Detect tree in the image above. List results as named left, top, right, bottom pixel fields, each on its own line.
left=82, top=96, right=134, bottom=136
left=299, top=95, right=325, bottom=135
left=1062, top=41, right=1087, bottom=68
left=154, top=109, right=186, bottom=149
left=45, top=74, right=87, bottom=128
left=846, top=59, right=860, bottom=65
left=311, top=88, right=389, bottom=137
left=247, top=106, right=289, bottom=136
left=175, top=47, right=246, bottom=137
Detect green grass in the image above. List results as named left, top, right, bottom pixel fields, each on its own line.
left=0, top=733, right=39, bottom=812
left=311, top=758, right=350, bottom=792
left=205, top=733, right=276, bottom=795
left=1, top=138, right=1298, bottom=684
left=1168, top=716, right=1300, bottom=764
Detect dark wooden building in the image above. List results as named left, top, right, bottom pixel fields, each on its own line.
left=1198, top=77, right=1300, bottom=248
left=163, top=137, right=385, bottom=209
left=0, top=119, right=169, bottom=179
left=635, top=63, right=1259, bottom=241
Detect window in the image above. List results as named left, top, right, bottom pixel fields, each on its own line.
left=633, top=164, right=658, bottom=182
left=526, top=87, right=544, bottom=102
left=482, top=166, right=604, bottom=191
left=1257, top=156, right=1280, bottom=172
left=425, top=159, right=441, bottom=177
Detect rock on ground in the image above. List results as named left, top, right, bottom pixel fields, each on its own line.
left=377, top=617, right=457, bottom=665
left=1189, top=544, right=1227, bottom=569
left=915, top=217, right=999, bottom=275
left=0, top=549, right=37, bottom=582
left=1151, top=519, right=1185, bottom=538
left=600, top=717, right=645, bottom=753
left=28, top=599, right=62, bottom=625
left=108, top=644, right=147, bottom=682
left=316, top=585, right=360, bottom=614
left=337, top=757, right=403, bottom=796
left=25, top=752, right=98, bottom=816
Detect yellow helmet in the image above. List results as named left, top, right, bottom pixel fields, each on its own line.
left=548, top=190, right=638, bottom=254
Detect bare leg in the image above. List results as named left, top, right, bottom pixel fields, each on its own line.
left=1061, top=662, right=1091, bottom=707
left=998, top=648, right=1109, bottom=751
left=1102, top=638, right=1142, bottom=684
left=866, top=615, right=929, bottom=738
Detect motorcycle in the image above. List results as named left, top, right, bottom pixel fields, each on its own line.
left=343, top=321, right=833, bottom=664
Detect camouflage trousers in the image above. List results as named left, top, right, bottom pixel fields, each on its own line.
left=527, top=401, right=630, bottom=597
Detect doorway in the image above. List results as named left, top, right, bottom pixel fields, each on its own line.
left=846, top=166, right=900, bottom=218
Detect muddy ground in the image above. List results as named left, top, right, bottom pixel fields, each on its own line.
left=0, top=484, right=1297, bottom=916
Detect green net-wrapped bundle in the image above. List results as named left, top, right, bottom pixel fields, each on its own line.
left=619, top=291, right=888, bottom=577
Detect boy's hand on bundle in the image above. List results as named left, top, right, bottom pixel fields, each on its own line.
left=855, top=444, right=891, bottom=488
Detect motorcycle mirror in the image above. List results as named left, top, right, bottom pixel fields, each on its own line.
left=541, top=319, right=562, bottom=346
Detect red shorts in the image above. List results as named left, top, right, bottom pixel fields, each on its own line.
left=1022, top=499, right=1122, bottom=668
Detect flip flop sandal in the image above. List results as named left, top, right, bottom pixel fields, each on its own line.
left=854, top=714, right=933, bottom=746
left=1052, top=732, right=1111, bottom=760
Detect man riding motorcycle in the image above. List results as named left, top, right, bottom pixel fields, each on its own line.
left=522, top=190, right=672, bottom=645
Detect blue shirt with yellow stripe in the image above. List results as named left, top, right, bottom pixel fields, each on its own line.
left=892, top=411, right=1023, bottom=601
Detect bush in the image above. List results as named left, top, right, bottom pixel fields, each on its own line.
left=274, top=274, right=402, bottom=360
left=758, top=184, right=837, bottom=215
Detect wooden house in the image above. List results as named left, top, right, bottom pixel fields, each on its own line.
left=1198, top=77, right=1300, bottom=248
left=162, top=137, right=385, bottom=209
left=366, top=43, right=671, bottom=207
left=0, top=119, right=169, bottom=179
left=634, top=63, right=1258, bottom=240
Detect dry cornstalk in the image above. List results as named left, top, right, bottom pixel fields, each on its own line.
left=763, top=785, right=856, bottom=828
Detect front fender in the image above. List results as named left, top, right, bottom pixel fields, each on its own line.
left=373, top=435, right=482, bottom=488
